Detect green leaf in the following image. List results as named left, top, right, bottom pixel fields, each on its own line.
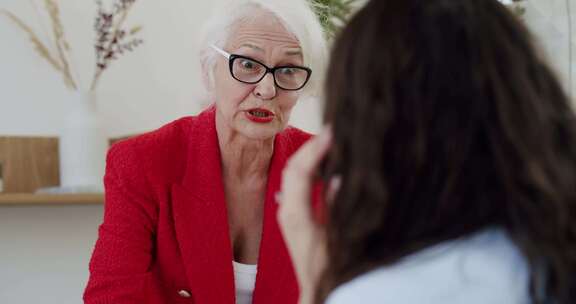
left=309, top=0, right=359, bottom=39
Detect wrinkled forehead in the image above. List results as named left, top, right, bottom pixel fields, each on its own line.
left=226, top=9, right=301, bottom=51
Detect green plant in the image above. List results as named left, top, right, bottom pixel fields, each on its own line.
left=312, top=0, right=525, bottom=39
left=310, top=0, right=359, bottom=39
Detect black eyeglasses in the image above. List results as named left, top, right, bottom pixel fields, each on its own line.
left=211, top=45, right=312, bottom=91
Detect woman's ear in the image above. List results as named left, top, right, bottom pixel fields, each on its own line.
left=198, top=57, right=216, bottom=105
left=200, top=59, right=214, bottom=92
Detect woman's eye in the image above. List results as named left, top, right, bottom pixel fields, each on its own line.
left=279, top=68, right=296, bottom=75
left=240, top=59, right=256, bottom=69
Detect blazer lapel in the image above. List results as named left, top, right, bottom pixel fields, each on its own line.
left=252, top=133, right=300, bottom=304
left=171, top=107, right=235, bottom=303
left=170, top=107, right=303, bottom=303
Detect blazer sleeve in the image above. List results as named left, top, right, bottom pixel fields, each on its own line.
left=83, top=142, right=158, bottom=304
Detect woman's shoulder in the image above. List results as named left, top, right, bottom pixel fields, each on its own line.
left=326, top=228, right=530, bottom=304
left=106, top=115, right=199, bottom=183
left=112, top=116, right=193, bottom=153
left=111, top=106, right=215, bottom=155
left=112, top=105, right=218, bottom=160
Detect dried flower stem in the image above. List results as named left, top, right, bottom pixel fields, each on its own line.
left=44, top=0, right=77, bottom=90
left=29, top=0, right=57, bottom=58
left=90, top=1, right=137, bottom=91
left=2, top=0, right=143, bottom=93
left=1, top=9, right=64, bottom=74
left=1, top=3, right=77, bottom=90
left=31, top=0, right=82, bottom=90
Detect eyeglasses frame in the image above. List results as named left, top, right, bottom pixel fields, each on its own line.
left=210, top=45, right=312, bottom=91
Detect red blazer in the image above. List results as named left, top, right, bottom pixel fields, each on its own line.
left=84, top=106, right=312, bottom=304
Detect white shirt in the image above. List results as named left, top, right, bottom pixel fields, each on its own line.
left=326, top=228, right=529, bottom=304
left=233, top=261, right=258, bottom=304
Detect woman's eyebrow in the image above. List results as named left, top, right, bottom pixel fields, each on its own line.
left=239, top=43, right=264, bottom=52
left=285, top=50, right=303, bottom=56
left=238, top=43, right=302, bottom=56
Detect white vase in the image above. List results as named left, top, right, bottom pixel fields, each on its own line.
left=58, top=90, right=107, bottom=193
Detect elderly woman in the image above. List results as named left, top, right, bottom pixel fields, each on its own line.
left=83, top=0, right=327, bottom=303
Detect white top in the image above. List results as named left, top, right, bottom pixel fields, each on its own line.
left=326, top=228, right=530, bottom=304
left=233, top=261, right=258, bottom=304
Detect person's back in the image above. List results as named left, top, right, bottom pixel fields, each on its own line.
left=277, top=0, right=576, bottom=303
left=326, top=228, right=529, bottom=303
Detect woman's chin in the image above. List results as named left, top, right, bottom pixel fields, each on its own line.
left=238, top=121, right=281, bottom=141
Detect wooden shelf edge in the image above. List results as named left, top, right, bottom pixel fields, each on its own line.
left=0, top=193, right=104, bottom=205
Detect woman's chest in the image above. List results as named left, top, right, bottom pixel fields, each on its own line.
left=225, top=184, right=267, bottom=264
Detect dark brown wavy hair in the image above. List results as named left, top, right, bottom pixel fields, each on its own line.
left=318, top=0, right=576, bottom=303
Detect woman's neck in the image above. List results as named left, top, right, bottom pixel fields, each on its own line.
left=216, top=114, right=274, bottom=181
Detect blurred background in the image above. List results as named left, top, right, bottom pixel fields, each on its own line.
left=0, top=0, right=573, bottom=303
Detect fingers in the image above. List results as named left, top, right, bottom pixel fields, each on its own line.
left=279, top=127, right=332, bottom=211
left=278, top=127, right=332, bottom=235
left=285, top=126, right=332, bottom=180
left=277, top=127, right=333, bottom=292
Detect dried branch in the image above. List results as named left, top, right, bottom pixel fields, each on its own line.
left=2, top=0, right=143, bottom=92
left=44, top=0, right=76, bottom=89
left=91, top=0, right=142, bottom=91
left=0, top=9, right=67, bottom=78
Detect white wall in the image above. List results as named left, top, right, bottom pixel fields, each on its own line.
left=524, top=0, right=576, bottom=101
left=0, top=0, right=570, bottom=136
left=0, top=0, right=323, bottom=138
left=1, top=0, right=193, bottom=137
left=0, top=1, right=574, bottom=304
left=0, top=205, right=103, bottom=304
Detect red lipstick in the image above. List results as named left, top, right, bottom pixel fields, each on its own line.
left=245, top=108, right=275, bottom=123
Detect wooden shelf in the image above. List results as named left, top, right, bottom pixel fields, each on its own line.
left=0, top=193, right=104, bottom=205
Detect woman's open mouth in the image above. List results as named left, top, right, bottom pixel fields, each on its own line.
left=246, top=108, right=275, bottom=123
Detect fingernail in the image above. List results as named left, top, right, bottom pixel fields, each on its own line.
left=321, top=125, right=332, bottom=143
left=330, top=175, right=342, bottom=191
left=327, top=175, right=342, bottom=204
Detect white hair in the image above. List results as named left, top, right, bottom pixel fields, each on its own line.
left=198, top=0, right=328, bottom=98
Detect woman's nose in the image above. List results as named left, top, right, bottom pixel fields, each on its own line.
left=254, top=73, right=277, bottom=100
